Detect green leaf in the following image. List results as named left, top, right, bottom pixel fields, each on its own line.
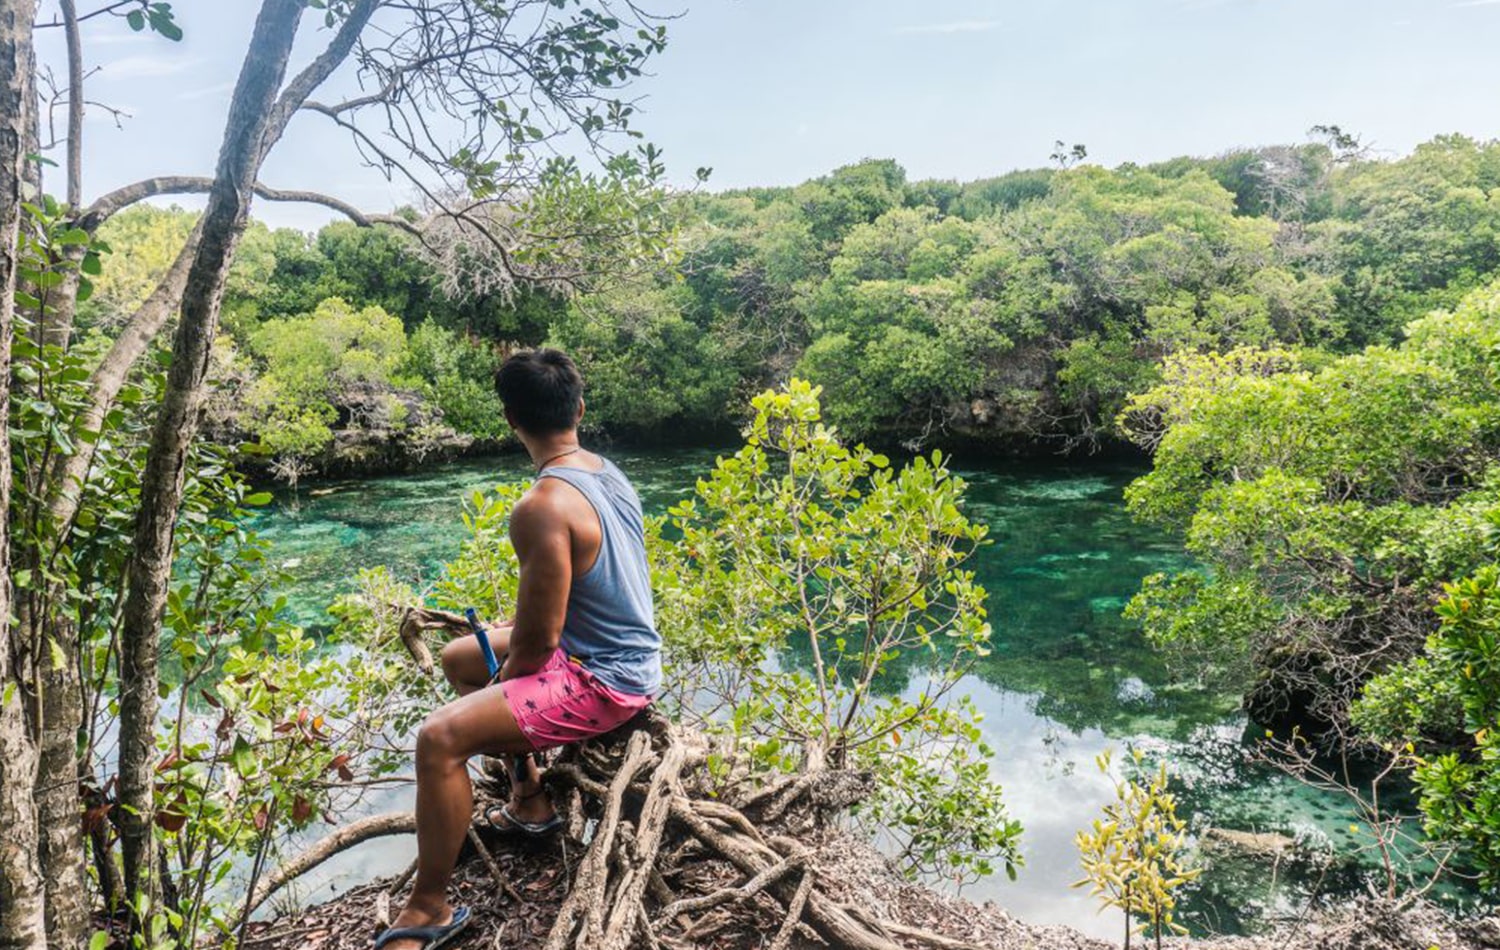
left=148, top=8, right=183, bottom=41
left=126, top=9, right=145, bottom=29
left=231, top=736, right=254, bottom=776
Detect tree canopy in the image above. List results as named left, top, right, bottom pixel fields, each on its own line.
left=84, top=136, right=1500, bottom=471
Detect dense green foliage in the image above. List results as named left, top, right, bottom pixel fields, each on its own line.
left=84, top=209, right=518, bottom=475
left=571, top=135, right=1500, bottom=443
left=1313, top=135, right=1500, bottom=341
left=546, top=283, right=745, bottom=430
left=1355, top=567, right=1500, bottom=885
left=84, top=135, right=1500, bottom=470
left=240, top=298, right=410, bottom=458
left=1122, top=279, right=1500, bottom=881
left=1122, top=281, right=1500, bottom=725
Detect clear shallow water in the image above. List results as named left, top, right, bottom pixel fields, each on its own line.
left=246, top=449, right=1459, bottom=938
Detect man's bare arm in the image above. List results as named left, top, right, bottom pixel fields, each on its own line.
left=500, top=487, right=572, bottom=680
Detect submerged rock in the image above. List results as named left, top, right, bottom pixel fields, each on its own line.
left=1116, top=675, right=1157, bottom=706
left=1199, top=826, right=1308, bottom=865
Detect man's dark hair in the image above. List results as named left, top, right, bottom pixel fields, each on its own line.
left=494, top=348, right=584, bottom=435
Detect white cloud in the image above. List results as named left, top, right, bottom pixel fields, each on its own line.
left=1451, top=0, right=1500, bottom=7
left=85, top=31, right=152, bottom=47
left=892, top=20, right=1001, bottom=35
left=98, top=55, right=198, bottom=80
left=176, top=81, right=235, bottom=101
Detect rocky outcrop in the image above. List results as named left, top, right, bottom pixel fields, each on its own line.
left=208, top=379, right=495, bottom=481
left=948, top=345, right=1065, bottom=446
left=313, top=382, right=477, bottom=478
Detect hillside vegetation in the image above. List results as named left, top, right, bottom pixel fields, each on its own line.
left=85, top=134, right=1500, bottom=471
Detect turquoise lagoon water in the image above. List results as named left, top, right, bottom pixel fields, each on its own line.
left=246, top=449, right=1459, bottom=938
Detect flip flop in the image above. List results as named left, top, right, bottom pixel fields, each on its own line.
left=374, top=906, right=471, bottom=950
left=485, top=802, right=563, bottom=837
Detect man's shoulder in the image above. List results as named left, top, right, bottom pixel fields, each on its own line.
left=516, top=478, right=575, bottom=517
left=516, top=474, right=602, bottom=533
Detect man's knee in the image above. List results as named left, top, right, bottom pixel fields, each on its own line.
left=439, top=639, right=469, bottom=686
left=416, top=710, right=462, bottom=766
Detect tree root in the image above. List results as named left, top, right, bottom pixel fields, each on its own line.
left=252, top=710, right=973, bottom=949
left=769, top=867, right=815, bottom=950
left=246, top=811, right=417, bottom=917
left=526, top=710, right=959, bottom=950
left=394, top=605, right=472, bottom=673
left=658, top=850, right=806, bottom=920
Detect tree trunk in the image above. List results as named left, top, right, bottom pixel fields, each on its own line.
left=115, top=0, right=306, bottom=913
left=0, top=0, right=47, bottom=946
left=36, top=612, right=87, bottom=947
left=45, top=225, right=200, bottom=531
left=43, top=0, right=84, bottom=350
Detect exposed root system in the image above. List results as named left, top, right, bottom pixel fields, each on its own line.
left=244, top=712, right=1037, bottom=950
left=243, top=713, right=1500, bottom=950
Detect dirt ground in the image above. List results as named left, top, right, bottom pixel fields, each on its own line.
left=241, top=830, right=1500, bottom=950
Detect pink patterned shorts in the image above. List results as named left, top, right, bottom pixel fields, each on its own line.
left=500, top=649, right=651, bottom=752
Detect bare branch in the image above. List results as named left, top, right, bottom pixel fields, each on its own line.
left=36, top=0, right=138, bottom=28
left=60, top=0, right=83, bottom=207
left=78, top=175, right=423, bottom=236
left=78, top=175, right=214, bottom=229
left=76, top=0, right=382, bottom=230
left=260, top=0, right=384, bottom=158
left=243, top=811, right=416, bottom=919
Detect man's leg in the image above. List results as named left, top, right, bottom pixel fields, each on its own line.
left=384, top=683, right=531, bottom=950
left=492, top=746, right=554, bottom=825
left=438, top=629, right=552, bottom=821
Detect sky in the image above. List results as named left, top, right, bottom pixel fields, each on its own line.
left=32, top=0, right=1500, bottom=230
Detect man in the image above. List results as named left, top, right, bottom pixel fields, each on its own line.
left=377, top=349, right=662, bottom=950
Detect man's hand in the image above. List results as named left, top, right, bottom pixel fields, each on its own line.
left=497, top=652, right=528, bottom=683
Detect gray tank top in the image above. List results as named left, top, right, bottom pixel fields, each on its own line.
left=538, top=457, right=661, bottom=696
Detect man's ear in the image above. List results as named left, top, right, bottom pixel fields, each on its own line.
left=503, top=406, right=520, bottom=434
left=576, top=398, right=586, bottom=427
